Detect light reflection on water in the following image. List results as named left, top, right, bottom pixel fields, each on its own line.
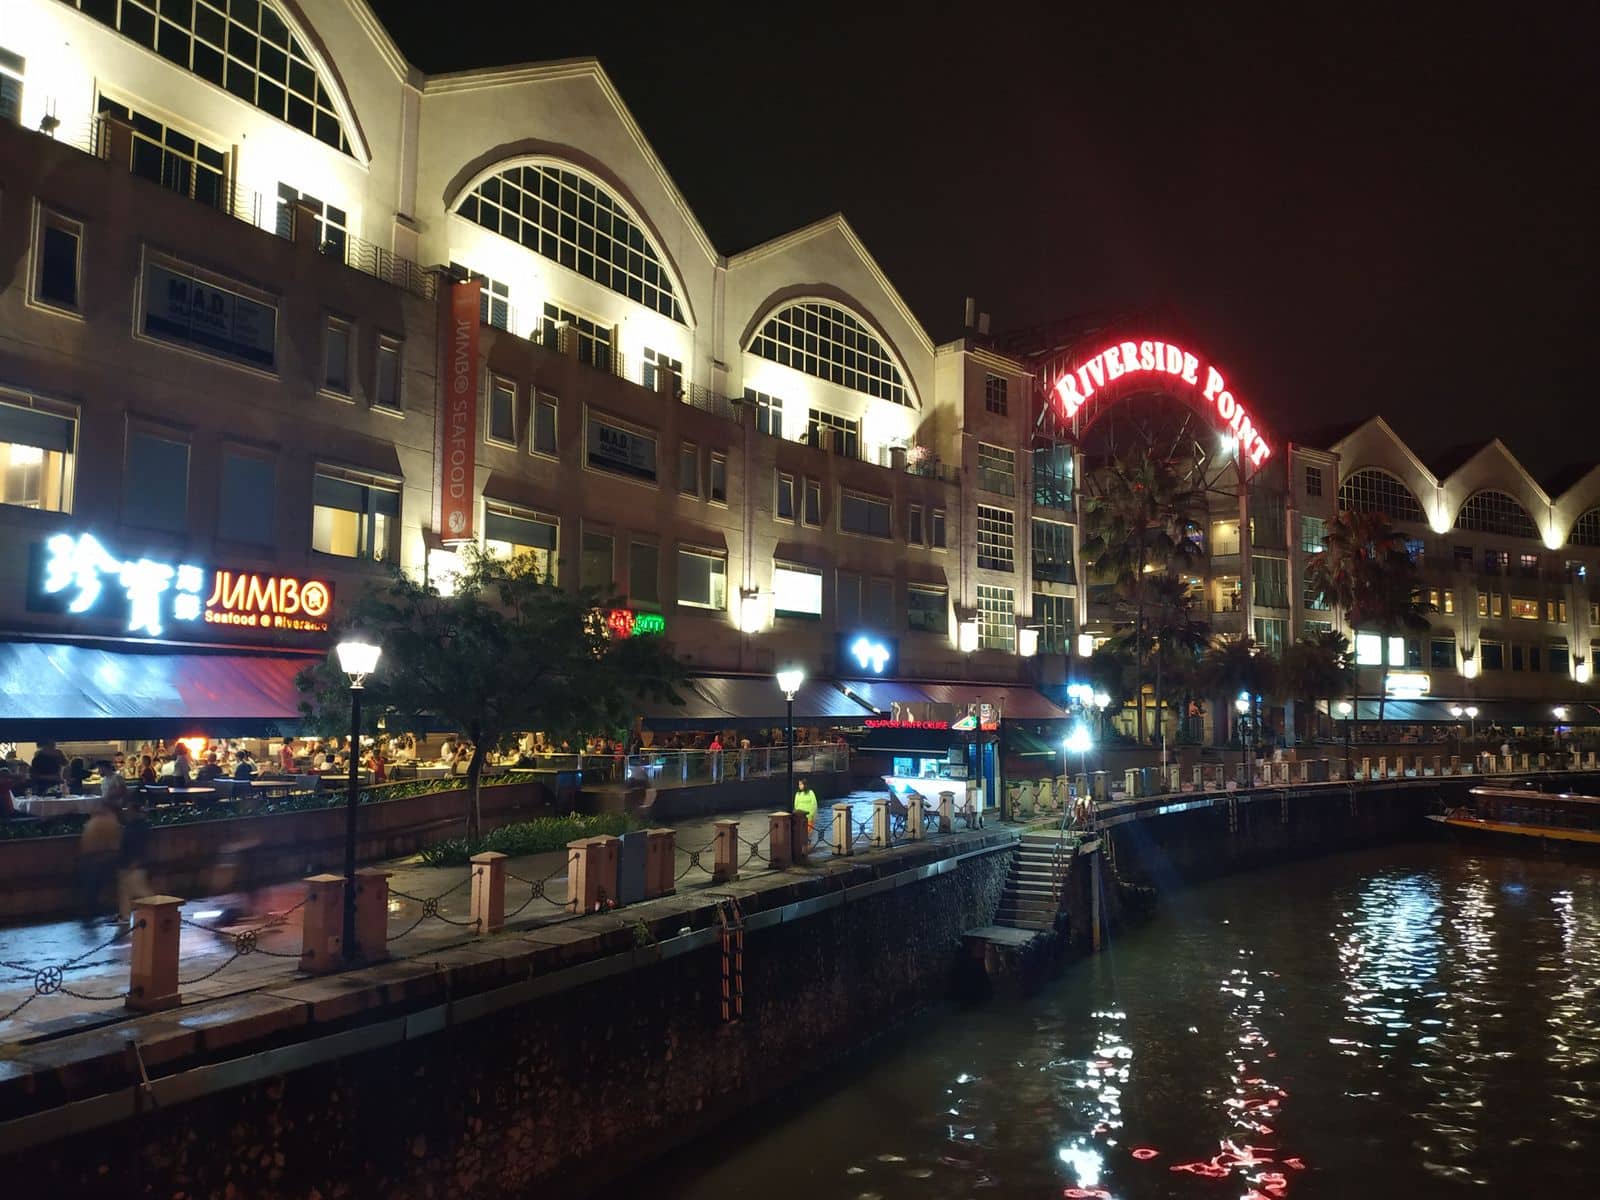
left=612, top=844, right=1600, bottom=1199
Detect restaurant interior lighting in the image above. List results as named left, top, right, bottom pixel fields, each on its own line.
left=336, top=638, right=382, bottom=687
left=1076, top=632, right=1094, bottom=657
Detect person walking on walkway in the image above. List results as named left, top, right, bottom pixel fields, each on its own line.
left=116, top=797, right=152, bottom=924
left=77, top=798, right=122, bottom=926
left=793, top=777, right=819, bottom=836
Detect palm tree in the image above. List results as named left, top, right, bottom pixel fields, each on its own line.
left=1200, top=635, right=1279, bottom=751
left=1142, top=574, right=1211, bottom=761
left=1305, top=510, right=1433, bottom=726
left=1081, top=455, right=1206, bottom=743
left=1279, top=631, right=1356, bottom=743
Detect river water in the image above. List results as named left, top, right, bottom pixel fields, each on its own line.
left=633, top=843, right=1600, bottom=1199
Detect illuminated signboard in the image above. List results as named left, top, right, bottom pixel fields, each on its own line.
left=604, top=608, right=666, bottom=639
left=864, top=719, right=949, bottom=730
left=1384, top=672, right=1431, bottom=698
left=27, top=532, right=333, bottom=639
left=838, top=633, right=898, bottom=677
left=1051, top=339, right=1273, bottom=468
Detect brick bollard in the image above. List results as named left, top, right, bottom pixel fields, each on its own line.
left=831, top=802, right=853, bottom=856
left=299, top=874, right=345, bottom=974
left=872, top=797, right=891, bottom=848
left=567, top=837, right=620, bottom=913
left=712, top=819, right=740, bottom=882
left=906, top=796, right=925, bottom=841
left=937, top=791, right=955, bottom=834
left=645, top=829, right=676, bottom=898
left=768, top=812, right=795, bottom=868
left=470, top=851, right=508, bottom=933
left=126, top=895, right=183, bottom=1013
left=789, top=810, right=811, bottom=863
left=353, top=868, right=391, bottom=962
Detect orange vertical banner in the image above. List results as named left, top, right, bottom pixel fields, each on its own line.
left=433, top=278, right=481, bottom=543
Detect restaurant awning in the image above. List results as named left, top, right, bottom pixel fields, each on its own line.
left=632, top=681, right=738, bottom=730
left=680, top=675, right=876, bottom=728
left=914, top=682, right=1069, bottom=720
left=1353, top=699, right=1600, bottom=725
left=1004, top=726, right=1060, bottom=757
left=0, top=641, right=318, bottom=739
left=836, top=678, right=936, bottom=713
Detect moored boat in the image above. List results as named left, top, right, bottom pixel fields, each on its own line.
left=1428, top=786, right=1600, bottom=855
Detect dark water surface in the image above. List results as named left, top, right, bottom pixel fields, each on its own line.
left=633, top=843, right=1600, bottom=1199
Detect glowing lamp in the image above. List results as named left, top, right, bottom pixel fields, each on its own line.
left=1220, top=434, right=1237, bottom=458
left=1076, top=632, right=1095, bottom=658
left=1093, top=691, right=1110, bottom=711
left=1449, top=705, right=1464, bottom=718
left=1064, top=725, right=1093, bottom=755
left=1337, top=701, right=1353, bottom=718
left=1465, top=705, right=1478, bottom=719
left=179, top=736, right=207, bottom=758
left=335, top=638, right=381, bottom=687
left=775, top=667, right=805, bottom=699
left=1577, top=660, right=1592, bottom=685
left=1460, top=656, right=1480, bottom=680
left=737, top=591, right=766, bottom=634
left=1234, top=695, right=1250, bottom=715
left=1018, top=628, right=1040, bottom=657
left=958, top=619, right=979, bottom=654
left=1429, top=507, right=1451, bottom=535
left=1553, top=706, right=1569, bottom=722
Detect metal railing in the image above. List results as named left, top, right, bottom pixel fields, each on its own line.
left=683, top=384, right=739, bottom=423
left=516, top=742, right=849, bottom=787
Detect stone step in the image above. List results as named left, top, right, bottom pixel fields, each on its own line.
left=994, top=914, right=1054, bottom=931
left=999, top=893, right=1058, bottom=911
left=1003, top=881, right=1057, bottom=898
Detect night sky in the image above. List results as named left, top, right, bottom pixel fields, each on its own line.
left=370, top=1, right=1595, bottom=481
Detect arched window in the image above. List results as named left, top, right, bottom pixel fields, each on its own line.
left=1568, top=508, right=1600, bottom=547
left=1454, top=490, right=1538, bottom=538
left=748, top=302, right=909, bottom=406
left=456, top=164, right=685, bottom=324
left=68, top=1, right=354, bottom=154
left=1337, top=468, right=1426, bottom=523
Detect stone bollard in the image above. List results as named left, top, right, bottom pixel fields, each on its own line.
left=832, top=802, right=854, bottom=855
left=1092, top=771, right=1110, bottom=802
left=645, top=828, right=676, bottom=898
left=906, top=797, right=925, bottom=840
left=299, top=874, right=345, bottom=974
left=938, top=791, right=955, bottom=834
left=1537, top=752, right=1547, bottom=769
left=790, top=810, right=811, bottom=862
left=768, top=812, right=795, bottom=868
left=1520, top=753, right=1530, bottom=771
left=1448, top=754, right=1460, bottom=775
left=712, top=819, right=740, bottom=883
left=1123, top=768, right=1141, bottom=798
left=1359, top=756, right=1370, bottom=781
left=1430, top=755, right=1441, bottom=777
left=353, top=868, right=391, bottom=962
left=872, top=797, right=891, bottom=848
left=126, top=895, right=183, bottom=1013
left=1168, top=764, right=1184, bottom=792
left=567, top=836, right=620, bottom=913
left=470, top=851, right=508, bottom=933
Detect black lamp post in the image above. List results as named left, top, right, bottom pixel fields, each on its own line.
left=335, top=637, right=381, bottom=961
left=1338, top=699, right=1353, bottom=772
left=776, top=666, right=804, bottom=801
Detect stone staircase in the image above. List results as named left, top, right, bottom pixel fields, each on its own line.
left=993, top=830, right=1076, bottom=931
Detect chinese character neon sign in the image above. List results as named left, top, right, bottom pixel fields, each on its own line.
left=35, top=532, right=333, bottom=638
left=1051, top=339, right=1273, bottom=468
left=604, top=608, right=665, bottom=639
left=849, top=636, right=892, bottom=674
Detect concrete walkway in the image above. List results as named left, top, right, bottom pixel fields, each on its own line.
left=0, top=794, right=927, bottom=1049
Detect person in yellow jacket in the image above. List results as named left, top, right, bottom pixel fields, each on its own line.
left=793, top=778, right=819, bottom=834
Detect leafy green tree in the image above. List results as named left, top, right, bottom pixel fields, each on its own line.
left=1279, top=630, right=1356, bottom=742
left=1081, top=455, right=1206, bottom=743
left=298, top=550, right=687, bottom=843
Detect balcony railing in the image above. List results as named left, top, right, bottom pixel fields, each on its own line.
left=684, top=384, right=739, bottom=423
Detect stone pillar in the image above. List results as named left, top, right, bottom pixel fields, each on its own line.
left=1431, top=755, right=1442, bottom=777
left=712, top=819, right=740, bottom=883
left=126, top=895, right=182, bottom=1013
left=1192, top=764, right=1205, bottom=790
left=470, top=851, right=507, bottom=933
left=906, top=797, right=925, bottom=841
left=937, top=791, right=955, bottom=835
left=768, top=811, right=795, bottom=868
left=1124, top=768, right=1142, bottom=798
left=832, top=802, right=854, bottom=855
left=1376, top=755, right=1387, bottom=780
left=1448, top=754, right=1460, bottom=775
left=567, top=837, right=618, bottom=913
left=353, top=868, right=391, bottom=962
left=1520, top=753, right=1530, bottom=771
left=1074, top=773, right=1089, bottom=800
left=1091, top=771, right=1109, bottom=802
left=872, top=797, right=891, bottom=848
left=645, top=829, right=676, bottom=898
left=298, top=874, right=345, bottom=974
left=790, top=810, right=811, bottom=862
left=1537, top=752, right=1547, bottom=769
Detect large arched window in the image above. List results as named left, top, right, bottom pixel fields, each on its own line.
left=1338, top=468, right=1426, bottom=523
left=456, top=164, right=685, bottom=324
left=748, top=301, right=909, bottom=406
left=1455, top=490, right=1538, bottom=538
left=1568, top=508, right=1600, bottom=547
left=67, top=0, right=354, bottom=154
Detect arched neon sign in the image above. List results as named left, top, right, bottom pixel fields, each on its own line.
left=1051, top=340, right=1272, bottom=468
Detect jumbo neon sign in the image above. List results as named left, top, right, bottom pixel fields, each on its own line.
left=604, top=608, right=665, bottom=639
left=1051, top=339, right=1273, bottom=468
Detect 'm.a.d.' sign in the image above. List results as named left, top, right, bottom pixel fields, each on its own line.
left=433, top=279, right=481, bottom=543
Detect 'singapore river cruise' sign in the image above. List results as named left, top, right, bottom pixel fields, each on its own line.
left=1051, top=338, right=1273, bottom=467
left=27, top=531, right=334, bottom=639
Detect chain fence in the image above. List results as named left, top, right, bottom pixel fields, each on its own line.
left=503, top=854, right=574, bottom=920
left=0, top=923, right=134, bottom=1021
left=387, top=875, right=479, bottom=942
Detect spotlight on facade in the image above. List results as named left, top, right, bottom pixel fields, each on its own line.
left=1018, top=627, right=1040, bottom=658
left=1220, top=434, right=1237, bottom=458
left=1460, top=654, right=1480, bottom=680
left=1576, top=658, right=1592, bottom=685
left=958, top=619, right=979, bottom=654
left=1076, top=631, right=1095, bottom=658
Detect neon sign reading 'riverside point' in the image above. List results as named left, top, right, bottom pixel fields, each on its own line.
left=1051, top=340, right=1273, bottom=467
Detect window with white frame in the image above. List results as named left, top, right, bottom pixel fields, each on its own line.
left=976, top=443, right=1015, bottom=496
left=312, top=472, right=396, bottom=561
left=322, top=317, right=351, bottom=394
left=773, top=562, right=822, bottom=618
left=931, top=508, right=947, bottom=549
left=1338, top=468, right=1426, bottom=523
left=274, top=184, right=347, bottom=260
left=1031, top=518, right=1074, bottom=582
left=709, top=453, right=727, bottom=504
left=679, top=443, right=698, bottom=496
left=977, top=505, right=1015, bottom=571
left=677, top=548, right=727, bottom=609
left=745, top=389, right=783, bottom=438
left=807, top=409, right=859, bottom=458
left=1455, top=490, right=1539, bottom=539
left=1300, top=515, right=1325, bottom=553
left=1253, top=616, right=1287, bottom=657
left=483, top=505, right=558, bottom=582
left=776, top=472, right=795, bottom=521
left=840, top=489, right=892, bottom=538
left=907, top=504, right=924, bottom=545
left=977, top=585, right=1015, bottom=652
left=1304, top=464, right=1323, bottom=497
left=984, top=373, right=1008, bottom=415
left=1253, top=555, right=1289, bottom=607
left=803, top=478, right=821, bottom=527
left=488, top=376, right=516, bottom=445
left=643, top=347, right=684, bottom=394
left=749, top=301, right=909, bottom=405
left=908, top=585, right=949, bottom=634
left=531, top=395, right=558, bottom=456
left=1032, top=593, right=1074, bottom=654
left=0, top=399, right=75, bottom=513
left=374, top=336, right=402, bottom=411
left=33, top=209, right=81, bottom=312
left=542, top=302, right=613, bottom=371
left=450, top=265, right=510, bottom=331
left=97, top=97, right=227, bottom=209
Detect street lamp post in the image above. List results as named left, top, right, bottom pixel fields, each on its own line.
left=335, top=637, right=381, bottom=962
left=1449, top=704, right=1464, bottom=764
left=1465, top=705, right=1478, bottom=767
left=775, top=667, right=805, bottom=803
left=1235, top=693, right=1251, bottom=787
left=1064, top=724, right=1093, bottom=825
left=1553, top=706, right=1568, bottom=770
left=1337, top=700, right=1354, bottom=772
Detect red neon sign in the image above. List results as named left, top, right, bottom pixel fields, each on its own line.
left=864, top=719, right=949, bottom=730
left=1051, top=339, right=1273, bottom=468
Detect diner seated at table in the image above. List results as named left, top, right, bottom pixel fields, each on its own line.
left=196, top=753, right=225, bottom=784
left=138, top=755, right=157, bottom=786
left=66, top=756, right=92, bottom=793
left=233, top=750, right=257, bottom=780
left=30, top=740, right=65, bottom=792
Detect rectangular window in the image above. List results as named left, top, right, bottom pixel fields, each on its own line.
left=141, top=259, right=277, bottom=371
left=1510, top=595, right=1538, bottom=620
left=908, top=585, right=948, bottom=635
left=1033, top=443, right=1074, bottom=510
left=976, top=443, right=1016, bottom=496
left=977, top=584, right=1015, bottom=652
left=1033, top=592, right=1075, bottom=654
left=1210, top=519, right=1241, bottom=555
left=1253, top=616, right=1287, bottom=657
left=837, top=570, right=862, bottom=628
left=1430, top=638, right=1456, bottom=669
left=218, top=450, right=273, bottom=544
left=1031, top=518, right=1074, bottom=582
left=1566, top=560, right=1588, bottom=582
left=580, top=529, right=614, bottom=591
left=773, top=562, right=823, bottom=618
left=746, top=389, right=783, bottom=438
left=1546, top=599, right=1568, bottom=623
left=1454, top=545, right=1473, bottom=571
left=1478, top=592, right=1504, bottom=618
left=1481, top=641, right=1504, bottom=671
left=1518, top=553, right=1540, bottom=576
left=125, top=430, right=189, bottom=533
left=677, top=548, right=727, bottom=610
left=1355, top=632, right=1383, bottom=665
left=931, top=508, right=947, bottom=549
left=1304, top=465, right=1323, bottom=497
left=1511, top=643, right=1525, bottom=671
left=807, top=409, right=859, bottom=458
left=642, top=347, right=683, bottom=394
left=1551, top=643, right=1570, bottom=675
left=1483, top=549, right=1508, bottom=573
left=867, top=577, right=894, bottom=627
left=1529, top=645, right=1542, bottom=672
left=322, top=317, right=351, bottom=394
left=984, top=373, right=1008, bottom=415
left=488, top=376, right=516, bottom=445
left=804, top=478, right=821, bottom=527
left=1300, top=515, right=1326, bottom=554
left=99, top=98, right=228, bottom=210
left=542, top=301, right=613, bottom=370
left=275, top=185, right=349, bottom=262
left=532, top=395, right=558, bottom=456
left=908, top=504, right=924, bottom=546
left=840, top=489, right=892, bottom=538
left=311, top=472, right=397, bottom=561
left=1390, top=635, right=1406, bottom=666
left=0, top=400, right=74, bottom=513
left=709, top=452, right=727, bottom=504
left=450, top=265, right=510, bottom=331
left=1250, top=489, right=1287, bottom=549
left=483, top=506, right=558, bottom=582
left=1406, top=638, right=1423, bottom=668
left=679, top=443, right=698, bottom=496
left=0, top=47, right=22, bottom=125
left=1304, top=566, right=1329, bottom=610
left=374, top=336, right=402, bottom=411
left=1253, top=556, right=1289, bottom=607
left=629, top=541, right=660, bottom=606
left=34, top=210, right=81, bottom=311
left=977, top=505, right=1015, bottom=571
left=776, top=473, right=795, bottom=521
left=587, top=415, right=656, bottom=482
